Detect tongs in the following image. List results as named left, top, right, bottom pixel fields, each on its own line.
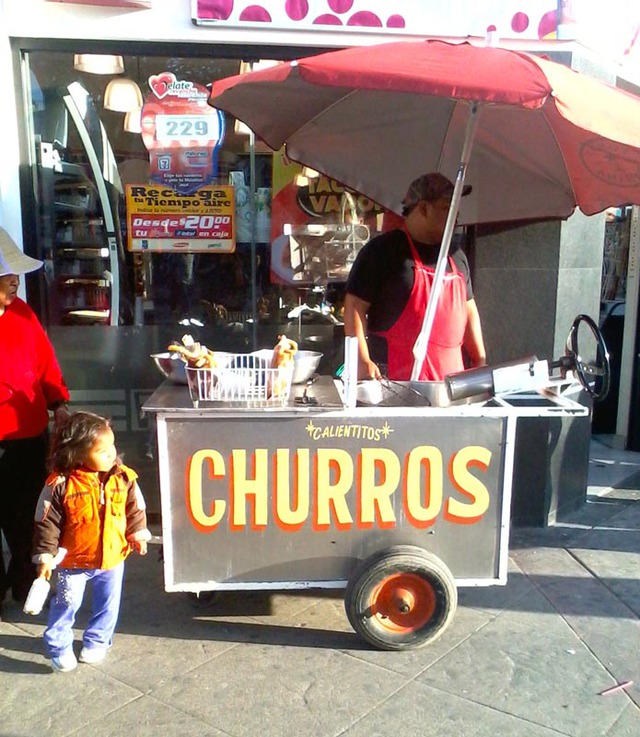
left=379, top=376, right=431, bottom=406
left=295, top=374, right=319, bottom=405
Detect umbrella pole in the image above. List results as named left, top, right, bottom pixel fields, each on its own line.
left=410, top=103, right=481, bottom=382
left=249, top=130, right=258, bottom=349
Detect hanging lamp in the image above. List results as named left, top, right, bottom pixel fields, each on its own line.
left=74, top=54, right=124, bottom=74
left=124, top=107, right=142, bottom=133
left=234, top=118, right=251, bottom=136
left=104, top=78, right=143, bottom=112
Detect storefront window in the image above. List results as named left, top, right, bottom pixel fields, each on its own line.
left=24, top=50, right=379, bottom=360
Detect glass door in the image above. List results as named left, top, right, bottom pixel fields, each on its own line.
left=32, top=78, right=125, bottom=326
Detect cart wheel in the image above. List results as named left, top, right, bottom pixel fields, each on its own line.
left=187, top=591, right=222, bottom=608
left=345, top=545, right=457, bottom=651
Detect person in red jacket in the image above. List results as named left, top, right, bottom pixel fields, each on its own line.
left=32, top=411, right=151, bottom=672
left=0, top=227, right=70, bottom=606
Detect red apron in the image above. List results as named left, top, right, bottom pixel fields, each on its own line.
left=371, top=227, right=467, bottom=381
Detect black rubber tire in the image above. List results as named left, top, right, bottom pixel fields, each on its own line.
left=187, top=591, right=223, bottom=608
left=345, top=545, right=457, bottom=651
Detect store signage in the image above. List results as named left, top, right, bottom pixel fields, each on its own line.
left=270, top=150, right=380, bottom=285
left=191, top=0, right=640, bottom=68
left=185, top=440, right=492, bottom=532
left=296, top=176, right=380, bottom=220
left=47, top=0, right=152, bottom=7
left=164, top=413, right=507, bottom=585
left=141, top=72, right=225, bottom=195
left=125, top=184, right=235, bottom=253
left=192, top=0, right=558, bottom=39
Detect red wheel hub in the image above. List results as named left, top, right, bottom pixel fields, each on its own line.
left=369, top=573, right=436, bottom=632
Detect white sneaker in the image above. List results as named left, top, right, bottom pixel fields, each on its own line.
left=51, top=652, right=78, bottom=672
left=79, top=646, right=107, bottom=664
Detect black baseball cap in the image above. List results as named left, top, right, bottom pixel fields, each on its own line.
left=402, top=172, right=472, bottom=215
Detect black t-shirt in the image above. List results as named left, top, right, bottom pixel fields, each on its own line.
left=346, top=229, right=473, bottom=367
left=346, top=228, right=473, bottom=331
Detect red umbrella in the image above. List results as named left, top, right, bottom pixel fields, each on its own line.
left=210, top=40, right=640, bottom=223
left=209, top=40, right=640, bottom=379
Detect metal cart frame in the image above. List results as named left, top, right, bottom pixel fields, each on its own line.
left=144, top=377, right=588, bottom=650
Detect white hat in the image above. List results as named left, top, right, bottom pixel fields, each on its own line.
left=0, top=227, right=43, bottom=277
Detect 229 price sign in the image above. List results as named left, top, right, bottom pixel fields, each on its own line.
left=155, top=115, right=215, bottom=144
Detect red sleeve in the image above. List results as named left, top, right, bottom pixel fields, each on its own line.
left=32, top=310, right=70, bottom=406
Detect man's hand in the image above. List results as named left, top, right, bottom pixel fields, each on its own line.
left=359, top=359, right=382, bottom=381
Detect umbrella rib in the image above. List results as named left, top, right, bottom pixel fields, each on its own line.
left=239, top=88, right=361, bottom=158
left=290, top=88, right=361, bottom=141
left=537, top=101, right=578, bottom=205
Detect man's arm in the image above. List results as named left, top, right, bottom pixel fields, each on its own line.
left=463, top=298, right=487, bottom=368
left=343, top=292, right=381, bottom=380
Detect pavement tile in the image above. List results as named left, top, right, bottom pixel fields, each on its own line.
left=512, top=545, right=640, bottom=708
left=187, top=588, right=349, bottom=626
left=0, top=619, right=42, bottom=655
left=564, top=501, right=640, bottom=552
left=511, top=498, right=637, bottom=550
left=150, top=644, right=407, bottom=737
left=67, top=695, right=229, bottom=737
left=345, top=605, right=494, bottom=678
left=588, top=442, right=640, bottom=489
left=242, top=589, right=350, bottom=627
left=92, top=625, right=241, bottom=694
left=603, top=702, right=640, bottom=737
left=0, top=600, right=51, bottom=637
left=119, top=572, right=361, bottom=652
left=458, top=558, right=537, bottom=615
left=338, top=681, right=570, bottom=737
left=569, top=546, right=640, bottom=617
left=192, top=615, right=362, bottom=651
left=103, top=583, right=248, bottom=692
left=414, top=602, right=628, bottom=737
left=510, top=547, right=631, bottom=617
left=1, top=645, right=142, bottom=737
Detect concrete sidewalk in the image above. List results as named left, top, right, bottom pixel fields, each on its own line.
left=1, top=437, right=639, bottom=737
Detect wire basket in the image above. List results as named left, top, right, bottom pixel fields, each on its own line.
left=185, top=352, right=294, bottom=407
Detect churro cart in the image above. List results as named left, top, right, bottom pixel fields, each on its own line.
left=143, top=315, right=608, bottom=650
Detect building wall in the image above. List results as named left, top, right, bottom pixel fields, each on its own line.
left=0, top=22, right=23, bottom=242
left=474, top=213, right=605, bottom=366
left=473, top=46, right=610, bottom=369
left=0, top=1, right=627, bottom=413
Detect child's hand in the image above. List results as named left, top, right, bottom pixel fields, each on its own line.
left=131, top=540, right=148, bottom=556
left=37, top=563, right=53, bottom=581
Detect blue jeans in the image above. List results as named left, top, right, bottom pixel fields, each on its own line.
left=44, top=563, right=125, bottom=658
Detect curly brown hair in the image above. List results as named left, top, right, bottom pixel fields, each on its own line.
left=48, top=411, right=112, bottom=474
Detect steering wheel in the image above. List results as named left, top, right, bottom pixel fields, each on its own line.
left=565, top=314, right=611, bottom=401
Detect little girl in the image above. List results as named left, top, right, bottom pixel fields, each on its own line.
left=32, top=411, right=151, bottom=673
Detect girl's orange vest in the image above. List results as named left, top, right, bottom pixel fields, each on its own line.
left=46, top=465, right=138, bottom=570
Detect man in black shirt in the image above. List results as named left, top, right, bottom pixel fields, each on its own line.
left=344, top=172, right=486, bottom=381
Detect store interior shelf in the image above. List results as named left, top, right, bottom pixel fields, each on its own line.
left=63, top=309, right=111, bottom=325
left=58, top=276, right=110, bottom=286
left=57, top=245, right=108, bottom=253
